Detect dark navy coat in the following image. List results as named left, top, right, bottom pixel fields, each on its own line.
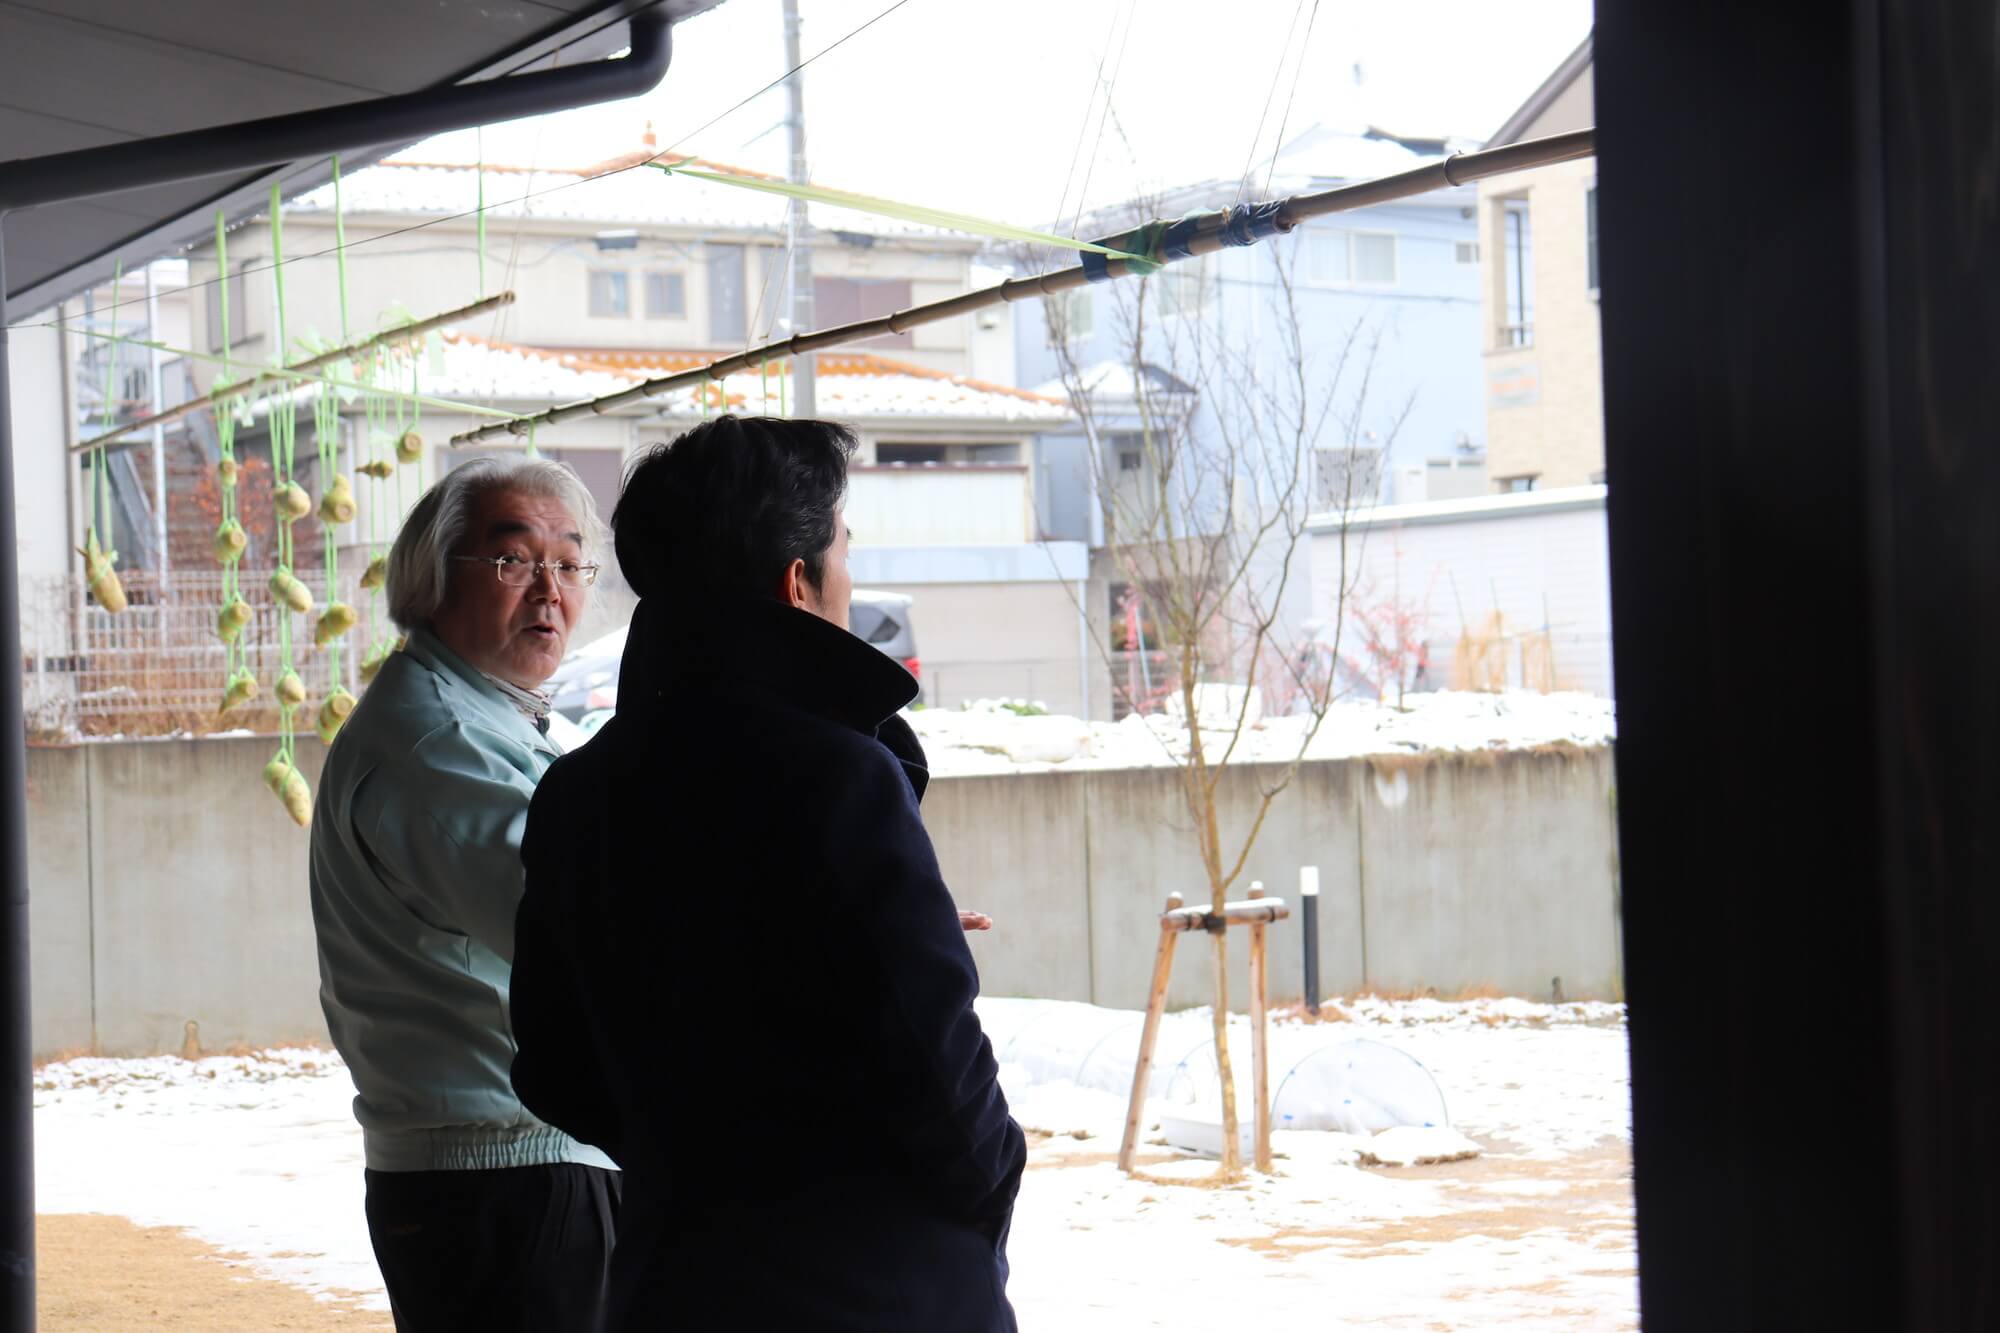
left=511, top=596, right=1025, bottom=1332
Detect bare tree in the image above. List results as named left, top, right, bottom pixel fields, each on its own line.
left=1044, top=226, right=1410, bottom=1179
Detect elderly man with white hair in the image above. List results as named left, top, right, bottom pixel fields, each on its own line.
left=309, top=455, right=618, bottom=1333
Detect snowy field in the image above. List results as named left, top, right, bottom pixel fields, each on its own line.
left=33, top=994, right=1632, bottom=1329
left=907, top=690, right=1617, bottom=777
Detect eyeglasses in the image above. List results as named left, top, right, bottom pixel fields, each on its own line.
left=452, top=554, right=600, bottom=589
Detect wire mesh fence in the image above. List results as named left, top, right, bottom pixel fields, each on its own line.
left=22, top=570, right=389, bottom=741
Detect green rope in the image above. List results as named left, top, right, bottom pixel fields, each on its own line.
left=269, top=183, right=288, bottom=364
left=476, top=129, right=487, bottom=298
left=332, top=154, right=350, bottom=343
left=524, top=420, right=538, bottom=460
left=649, top=161, right=1151, bottom=261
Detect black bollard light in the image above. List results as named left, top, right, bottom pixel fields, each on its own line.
left=1300, top=866, right=1321, bottom=1015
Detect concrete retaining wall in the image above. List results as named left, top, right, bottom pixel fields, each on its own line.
left=25, top=738, right=1620, bottom=1058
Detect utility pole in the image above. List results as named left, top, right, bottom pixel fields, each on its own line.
left=782, top=0, right=815, bottom=416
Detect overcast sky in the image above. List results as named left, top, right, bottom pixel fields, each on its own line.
left=411, top=0, right=1592, bottom=225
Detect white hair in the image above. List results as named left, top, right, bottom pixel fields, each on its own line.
left=385, top=456, right=603, bottom=631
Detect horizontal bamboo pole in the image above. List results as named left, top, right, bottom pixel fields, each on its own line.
left=450, top=129, right=1595, bottom=447
left=74, top=290, right=517, bottom=454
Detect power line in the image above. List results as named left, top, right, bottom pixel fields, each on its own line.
left=5, top=0, right=922, bottom=333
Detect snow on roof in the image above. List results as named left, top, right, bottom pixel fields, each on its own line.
left=427, top=332, right=1070, bottom=425
left=291, top=152, right=969, bottom=242
left=1031, top=359, right=1194, bottom=404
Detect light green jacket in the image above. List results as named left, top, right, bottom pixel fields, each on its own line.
left=308, top=627, right=613, bottom=1173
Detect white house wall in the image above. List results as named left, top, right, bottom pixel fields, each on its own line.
left=1311, top=491, right=1614, bottom=697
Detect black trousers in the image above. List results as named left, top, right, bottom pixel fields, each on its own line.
left=364, top=1164, right=622, bottom=1333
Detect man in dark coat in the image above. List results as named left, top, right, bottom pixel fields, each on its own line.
left=510, top=415, right=1025, bottom=1332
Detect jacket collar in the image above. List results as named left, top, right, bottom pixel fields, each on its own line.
left=402, top=625, right=560, bottom=759
left=622, top=594, right=918, bottom=737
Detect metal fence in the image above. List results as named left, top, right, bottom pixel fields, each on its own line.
left=22, top=570, right=383, bottom=740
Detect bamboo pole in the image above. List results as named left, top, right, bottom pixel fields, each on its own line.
left=72, top=290, right=517, bottom=454
left=1118, top=891, right=1184, bottom=1174
left=1247, top=882, right=1273, bottom=1173
left=450, top=129, right=1595, bottom=447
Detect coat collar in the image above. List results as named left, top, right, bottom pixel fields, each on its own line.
left=402, top=625, right=561, bottom=760
left=621, top=594, right=919, bottom=737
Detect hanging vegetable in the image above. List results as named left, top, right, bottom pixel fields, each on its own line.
left=274, top=481, right=313, bottom=521
left=216, top=457, right=239, bottom=488
left=263, top=753, right=311, bottom=828
left=274, top=669, right=307, bottom=708
left=315, top=601, right=358, bottom=646
left=396, top=429, right=424, bottom=464
left=269, top=568, right=313, bottom=615
left=317, top=473, right=357, bottom=525
left=213, top=519, right=247, bottom=565
left=358, top=553, right=389, bottom=590
left=217, top=667, right=259, bottom=715
left=215, top=597, right=252, bottom=643
left=77, top=531, right=127, bottom=614
left=359, top=643, right=393, bottom=684
left=357, top=460, right=393, bottom=480
left=317, top=689, right=357, bottom=744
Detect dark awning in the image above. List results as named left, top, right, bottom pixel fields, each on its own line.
left=0, top=0, right=726, bottom=316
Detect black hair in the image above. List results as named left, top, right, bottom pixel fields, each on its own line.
left=614, top=415, right=857, bottom=603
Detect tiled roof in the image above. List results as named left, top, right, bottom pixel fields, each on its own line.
left=431, top=332, right=1069, bottom=425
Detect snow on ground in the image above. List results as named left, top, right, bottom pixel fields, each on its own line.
left=33, top=996, right=1633, bottom=1329
left=908, top=690, right=1617, bottom=777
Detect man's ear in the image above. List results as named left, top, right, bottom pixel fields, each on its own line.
left=777, top=557, right=810, bottom=609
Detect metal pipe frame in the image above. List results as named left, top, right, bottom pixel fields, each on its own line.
left=0, top=11, right=680, bottom=1326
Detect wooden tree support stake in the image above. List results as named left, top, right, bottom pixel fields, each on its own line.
left=1117, top=888, right=1291, bottom=1175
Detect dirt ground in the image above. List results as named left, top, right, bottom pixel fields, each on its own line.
left=37, top=1214, right=390, bottom=1331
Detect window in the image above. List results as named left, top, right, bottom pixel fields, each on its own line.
left=708, top=244, right=746, bottom=343
left=645, top=270, right=686, bottom=319
left=1305, top=230, right=1399, bottom=286
left=1455, top=240, right=1480, bottom=264
left=1118, top=448, right=1143, bottom=472
left=1313, top=446, right=1384, bottom=510
left=1045, top=288, right=1094, bottom=344
left=1499, top=201, right=1534, bottom=347
left=1500, top=474, right=1539, bottom=494
left=1155, top=260, right=1210, bottom=316
left=875, top=443, right=949, bottom=465
left=814, top=277, right=914, bottom=349
left=1586, top=186, right=1600, bottom=294
left=587, top=271, right=630, bottom=318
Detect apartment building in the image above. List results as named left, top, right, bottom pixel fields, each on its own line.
left=1478, top=37, right=1602, bottom=491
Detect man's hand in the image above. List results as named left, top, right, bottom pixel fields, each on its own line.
left=958, top=910, right=993, bottom=932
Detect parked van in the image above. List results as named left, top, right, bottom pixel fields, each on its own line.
left=546, top=588, right=920, bottom=727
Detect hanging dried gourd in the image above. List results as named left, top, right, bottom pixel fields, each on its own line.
left=315, top=601, right=358, bottom=646
left=356, top=460, right=393, bottom=480
left=77, top=530, right=127, bottom=614
left=216, top=456, right=239, bottom=488
left=274, top=669, right=307, bottom=708
left=273, top=481, right=313, bottom=521
left=396, top=429, right=423, bottom=464
left=217, top=667, right=259, bottom=715
left=269, top=568, right=313, bottom=615
left=358, top=553, right=389, bottom=590
left=215, top=596, right=252, bottom=643
left=213, top=519, right=248, bottom=565
left=317, top=473, right=356, bottom=525
left=359, top=642, right=394, bottom=684
left=263, top=753, right=311, bottom=828
left=316, top=688, right=356, bottom=744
